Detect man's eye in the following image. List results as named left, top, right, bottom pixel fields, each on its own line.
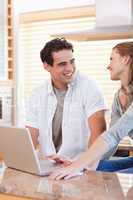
left=58, top=62, right=66, bottom=67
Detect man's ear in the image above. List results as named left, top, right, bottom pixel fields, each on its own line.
left=43, top=62, right=50, bottom=72
left=123, top=55, right=131, bottom=65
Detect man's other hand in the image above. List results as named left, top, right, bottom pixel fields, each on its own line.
left=46, top=155, right=72, bottom=166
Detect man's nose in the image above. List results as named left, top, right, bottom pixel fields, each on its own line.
left=65, top=63, right=73, bottom=71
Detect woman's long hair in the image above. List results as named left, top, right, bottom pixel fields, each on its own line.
left=113, top=42, right=133, bottom=111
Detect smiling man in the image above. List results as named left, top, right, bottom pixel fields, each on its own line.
left=25, top=38, right=107, bottom=161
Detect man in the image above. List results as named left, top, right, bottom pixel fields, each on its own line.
left=26, top=38, right=107, bottom=161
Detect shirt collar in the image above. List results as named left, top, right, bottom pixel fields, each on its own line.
left=47, top=79, right=54, bottom=95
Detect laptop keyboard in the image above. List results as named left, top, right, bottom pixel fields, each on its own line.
left=39, top=159, right=60, bottom=174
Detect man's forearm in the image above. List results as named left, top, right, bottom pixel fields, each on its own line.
left=88, top=110, right=106, bottom=147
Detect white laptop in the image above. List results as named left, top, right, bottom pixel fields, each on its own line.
left=0, top=126, right=60, bottom=176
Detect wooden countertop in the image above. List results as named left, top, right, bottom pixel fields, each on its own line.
left=0, top=168, right=133, bottom=200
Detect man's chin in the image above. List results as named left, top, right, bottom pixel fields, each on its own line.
left=65, top=77, right=73, bottom=83
left=110, top=77, right=119, bottom=81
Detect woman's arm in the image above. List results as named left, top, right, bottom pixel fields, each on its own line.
left=102, top=94, right=120, bottom=159
left=50, top=102, right=133, bottom=180
left=102, top=102, right=133, bottom=149
left=50, top=136, right=109, bottom=180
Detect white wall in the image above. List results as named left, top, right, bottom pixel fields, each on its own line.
left=96, top=0, right=133, bottom=26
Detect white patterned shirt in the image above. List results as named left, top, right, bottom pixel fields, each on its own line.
left=26, top=71, right=107, bottom=159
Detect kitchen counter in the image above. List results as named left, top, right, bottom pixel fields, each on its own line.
left=0, top=168, right=133, bottom=200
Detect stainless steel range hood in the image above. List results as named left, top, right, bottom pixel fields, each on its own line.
left=52, top=25, right=133, bottom=41
left=52, top=0, right=133, bottom=41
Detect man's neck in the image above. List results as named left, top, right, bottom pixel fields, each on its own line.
left=52, top=82, right=68, bottom=91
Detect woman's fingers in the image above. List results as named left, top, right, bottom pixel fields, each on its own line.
left=49, top=170, right=66, bottom=180
left=49, top=166, right=83, bottom=180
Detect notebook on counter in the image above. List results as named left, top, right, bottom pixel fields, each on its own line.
left=0, top=126, right=60, bottom=176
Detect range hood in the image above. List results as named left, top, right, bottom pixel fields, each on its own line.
left=52, top=0, right=133, bottom=41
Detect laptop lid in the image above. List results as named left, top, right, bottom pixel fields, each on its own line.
left=0, top=126, right=58, bottom=176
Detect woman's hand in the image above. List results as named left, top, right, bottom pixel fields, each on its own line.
left=49, top=158, right=100, bottom=180
left=49, top=161, right=84, bottom=180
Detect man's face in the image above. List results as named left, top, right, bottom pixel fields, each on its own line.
left=44, top=49, right=76, bottom=89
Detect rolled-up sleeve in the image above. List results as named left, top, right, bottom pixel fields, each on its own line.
left=101, top=102, right=133, bottom=149
left=83, top=79, right=108, bottom=118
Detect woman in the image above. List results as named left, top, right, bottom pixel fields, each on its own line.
left=50, top=41, right=133, bottom=180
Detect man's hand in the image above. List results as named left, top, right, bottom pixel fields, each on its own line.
left=46, top=155, right=72, bottom=166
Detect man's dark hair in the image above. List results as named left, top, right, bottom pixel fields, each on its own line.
left=40, top=38, right=74, bottom=66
